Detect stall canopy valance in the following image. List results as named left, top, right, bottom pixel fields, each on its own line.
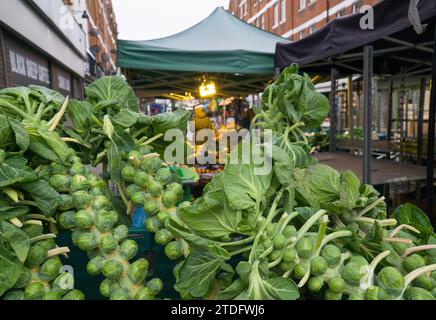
left=275, top=0, right=436, bottom=76
left=117, top=7, right=290, bottom=97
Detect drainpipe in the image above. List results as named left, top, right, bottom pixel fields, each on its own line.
left=0, top=25, right=9, bottom=87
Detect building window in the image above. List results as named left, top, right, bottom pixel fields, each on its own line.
left=299, top=30, right=305, bottom=39
left=273, top=3, right=279, bottom=28
left=353, top=1, right=362, bottom=13
left=281, top=0, right=286, bottom=23
left=261, top=15, right=265, bottom=30
left=337, top=10, right=345, bottom=18
left=309, top=25, right=316, bottom=34
left=243, top=1, right=248, bottom=16
left=256, top=18, right=260, bottom=28
left=300, top=0, right=306, bottom=11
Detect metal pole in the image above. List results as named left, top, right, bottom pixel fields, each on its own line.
left=0, top=26, right=9, bottom=87
left=348, top=75, right=354, bottom=137
left=329, top=67, right=338, bottom=153
left=417, top=78, right=426, bottom=165
left=387, top=81, right=394, bottom=160
left=363, top=45, right=373, bottom=184
left=426, top=24, right=436, bottom=223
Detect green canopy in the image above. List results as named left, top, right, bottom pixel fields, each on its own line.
left=117, top=7, right=289, bottom=97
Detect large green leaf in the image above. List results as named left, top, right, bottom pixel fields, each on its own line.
left=112, top=126, right=136, bottom=152
left=85, top=76, right=138, bottom=112
left=180, top=190, right=241, bottom=239
left=107, top=142, right=122, bottom=182
left=271, top=144, right=309, bottom=186
left=174, top=250, right=224, bottom=298
left=8, top=118, right=29, bottom=151
left=0, top=157, right=37, bottom=188
left=0, top=239, right=21, bottom=296
left=301, top=89, right=330, bottom=129
left=0, top=221, right=30, bottom=263
left=38, top=130, right=71, bottom=163
left=67, top=100, right=93, bottom=135
left=0, top=115, right=13, bottom=149
left=394, top=204, right=433, bottom=238
left=112, top=109, right=139, bottom=128
left=18, top=180, right=61, bottom=216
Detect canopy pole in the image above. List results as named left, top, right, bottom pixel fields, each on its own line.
left=386, top=80, right=394, bottom=160
left=329, top=67, right=338, bottom=153
left=417, top=77, right=426, bottom=165
left=348, top=75, right=354, bottom=137
left=426, top=24, right=436, bottom=224
left=363, top=45, right=373, bottom=185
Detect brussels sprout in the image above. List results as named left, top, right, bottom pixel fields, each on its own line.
left=282, top=247, right=297, bottom=263
left=59, top=194, right=74, bottom=211
left=279, top=261, right=293, bottom=272
left=296, top=237, right=314, bottom=259
left=311, top=256, right=328, bottom=276
left=131, top=192, right=148, bottom=206
left=348, top=292, right=365, bottom=300
left=72, top=191, right=92, bottom=210
left=51, top=163, right=69, bottom=175
left=121, top=165, right=136, bottom=183
left=57, top=211, right=76, bottom=230
left=76, top=232, right=98, bottom=251
left=144, top=200, right=159, bottom=215
left=325, top=289, right=342, bottom=300
left=269, top=250, right=282, bottom=262
left=71, top=230, right=85, bottom=246
left=113, top=225, right=129, bottom=243
left=100, top=279, right=120, bottom=298
left=404, top=287, right=435, bottom=300
left=134, top=171, right=151, bottom=188
left=70, top=163, right=87, bottom=176
left=154, top=228, right=173, bottom=246
left=100, top=234, right=118, bottom=254
left=90, top=185, right=105, bottom=197
left=413, top=275, right=435, bottom=291
left=14, top=268, right=32, bottom=289
left=87, top=255, right=106, bottom=275
left=141, top=158, right=154, bottom=172
left=262, top=238, right=273, bottom=250
left=49, top=174, right=71, bottom=193
left=74, top=210, right=94, bottom=229
left=283, top=225, right=297, bottom=238
left=167, top=183, right=183, bottom=197
left=92, top=195, right=110, bottom=211
left=24, top=282, right=46, bottom=300
left=102, top=260, right=124, bottom=280
left=128, top=150, right=142, bottom=165
left=392, top=242, right=409, bottom=256
left=156, top=168, right=172, bottom=185
left=177, top=201, right=191, bottom=212
left=273, top=234, right=286, bottom=250
left=308, top=277, right=324, bottom=293
left=402, top=254, right=426, bottom=272
left=135, top=287, right=155, bottom=300
left=110, top=288, right=131, bottom=300
left=70, top=175, right=91, bottom=192
left=128, top=258, right=149, bottom=284
left=377, top=266, right=405, bottom=297
left=145, top=216, right=161, bottom=233
left=125, top=184, right=141, bottom=199
left=165, top=241, right=183, bottom=260
left=148, top=181, right=163, bottom=198
left=38, top=239, right=56, bottom=251
left=321, top=244, right=342, bottom=268
left=70, top=156, right=82, bottom=164
left=120, top=239, right=139, bottom=260
left=139, top=145, right=153, bottom=156
left=95, top=210, right=118, bottom=233
left=293, top=263, right=308, bottom=279
left=157, top=210, right=171, bottom=224
left=265, top=224, right=276, bottom=237
left=341, top=262, right=366, bottom=285
left=147, top=278, right=163, bottom=295
left=328, top=276, right=346, bottom=293
left=42, top=291, right=62, bottom=300
left=22, top=224, right=43, bottom=238
left=2, top=290, right=24, bottom=300
left=53, top=273, right=74, bottom=295
left=62, top=289, right=85, bottom=300
left=25, top=244, right=48, bottom=268
left=162, top=191, right=178, bottom=208
left=39, top=257, right=62, bottom=281
left=349, top=255, right=369, bottom=267
left=366, top=286, right=388, bottom=300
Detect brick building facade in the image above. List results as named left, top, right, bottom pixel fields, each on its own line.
left=228, top=0, right=380, bottom=41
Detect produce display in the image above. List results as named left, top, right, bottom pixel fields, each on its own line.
left=0, top=64, right=436, bottom=300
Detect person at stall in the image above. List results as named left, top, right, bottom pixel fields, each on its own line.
left=194, top=105, right=214, bottom=144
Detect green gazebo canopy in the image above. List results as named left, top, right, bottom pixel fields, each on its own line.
left=117, top=7, right=289, bottom=97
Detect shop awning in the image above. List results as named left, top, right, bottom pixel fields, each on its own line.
left=117, top=7, right=289, bottom=97
left=275, top=0, right=436, bottom=76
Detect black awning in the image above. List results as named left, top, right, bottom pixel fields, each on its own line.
left=275, top=0, right=436, bottom=75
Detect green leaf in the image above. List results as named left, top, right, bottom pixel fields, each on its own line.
left=271, top=144, right=309, bottom=186
left=218, top=279, right=245, bottom=300
left=112, top=126, right=136, bottom=152
left=112, top=109, right=139, bottom=128
left=180, top=190, right=241, bottom=239
left=394, top=204, right=433, bottom=238
left=301, top=89, right=330, bottom=129
left=0, top=115, right=13, bottom=150
left=17, top=180, right=61, bottom=216
left=338, top=171, right=361, bottom=210
left=37, top=130, right=71, bottom=162
left=174, top=250, right=224, bottom=298
left=0, top=157, right=37, bottom=188
left=107, top=142, right=122, bottom=182
left=0, top=221, right=30, bottom=263
left=67, top=100, right=93, bottom=135
left=85, top=76, right=138, bottom=112
left=7, top=118, right=29, bottom=151
left=0, top=238, right=21, bottom=296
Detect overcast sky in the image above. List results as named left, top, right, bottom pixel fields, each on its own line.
left=112, top=0, right=230, bottom=40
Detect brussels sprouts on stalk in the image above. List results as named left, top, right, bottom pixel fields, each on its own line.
left=59, top=194, right=74, bottom=211
left=25, top=244, right=48, bottom=268
left=294, top=263, right=308, bottom=279
left=14, top=268, right=32, bottom=289
left=3, top=290, right=25, bottom=300
left=328, top=276, right=346, bottom=293
left=148, top=181, right=163, bottom=198
left=147, top=278, right=163, bottom=295
left=145, top=217, right=161, bottom=233
left=135, top=287, right=155, bottom=300
left=162, top=191, right=178, bottom=208
left=39, top=257, right=63, bottom=281
left=144, top=200, right=159, bottom=215
left=341, top=262, right=367, bottom=285
left=87, top=256, right=106, bottom=275
left=120, top=239, right=139, bottom=260
left=110, top=288, right=131, bottom=300
left=76, top=232, right=98, bottom=251
left=95, top=210, right=118, bottom=233
left=70, top=175, right=91, bottom=192
left=100, top=279, right=121, bottom=298
left=42, top=291, right=62, bottom=300
left=121, top=165, right=136, bottom=183
left=49, top=175, right=71, bottom=193
left=308, top=277, right=324, bottom=293
left=134, top=171, right=150, bottom=188
left=283, top=225, right=297, bottom=238
left=155, top=229, right=173, bottom=246
left=311, top=256, right=328, bottom=276
left=125, top=184, right=141, bottom=199
left=24, top=282, right=46, bottom=300
left=156, top=168, right=172, bottom=185
left=131, top=192, right=148, bottom=206
left=296, top=237, right=314, bottom=259
left=273, top=234, right=286, bottom=250
left=92, top=195, right=111, bottom=211
left=102, top=260, right=124, bottom=280
left=157, top=210, right=171, bottom=224
left=62, top=290, right=85, bottom=300
left=74, top=210, right=94, bottom=229
left=128, top=259, right=149, bottom=284
left=113, top=225, right=129, bottom=242
left=72, top=191, right=92, bottom=210
left=165, top=241, right=183, bottom=260
left=100, top=234, right=118, bottom=254
left=70, top=163, right=87, bottom=176
left=321, top=245, right=342, bottom=268
left=413, top=275, right=435, bottom=291
left=377, top=266, right=405, bottom=297
left=404, top=287, right=435, bottom=300
left=282, top=248, right=297, bottom=263
left=402, top=254, right=426, bottom=272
